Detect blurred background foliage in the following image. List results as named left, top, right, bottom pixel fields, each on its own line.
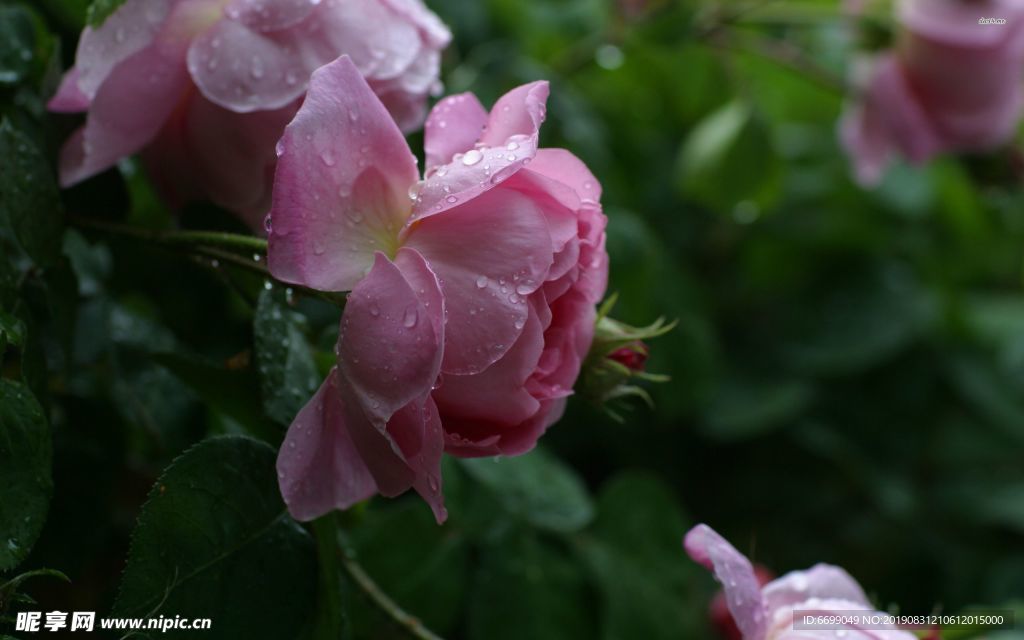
left=2, top=0, right=1024, bottom=638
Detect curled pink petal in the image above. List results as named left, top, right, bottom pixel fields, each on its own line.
left=74, top=0, right=171, bottom=98
left=411, top=81, right=549, bottom=222
left=277, top=368, right=378, bottom=521
left=267, top=55, right=417, bottom=291
left=48, top=68, right=91, bottom=113
left=186, top=19, right=310, bottom=112
left=763, top=565, right=869, bottom=613
left=424, top=92, right=489, bottom=174
left=338, top=251, right=444, bottom=426
left=297, top=0, right=422, bottom=83
left=433, top=299, right=546, bottom=428
left=684, top=524, right=769, bottom=640
left=334, top=249, right=447, bottom=520
left=526, top=148, right=602, bottom=204
left=381, top=0, right=452, bottom=48
left=58, top=41, right=190, bottom=187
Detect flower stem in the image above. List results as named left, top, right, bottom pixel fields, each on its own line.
left=67, top=216, right=347, bottom=307
left=67, top=215, right=268, bottom=254
left=311, top=515, right=346, bottom=640
left=335, top=531, right=445, bottom=640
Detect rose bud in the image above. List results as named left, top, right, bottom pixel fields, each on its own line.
left=607, top=342, right=649, bottom=372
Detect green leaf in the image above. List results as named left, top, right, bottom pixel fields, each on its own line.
left=86, top=0, right=127, bottom=27
left=153, top=353, right=279, bottom=443
left=347, top=500, right=470, bottom=637
left=0, top=120, right=63, bottom=268
left=780, top=269, right=932, bottom=375
left=0, top=6, right=36, bottom=87
left=675, top=100, right=781, bottom=215
left=0, top=568, right=69, bottom=610
left=254, top=289, right=320, bottom=426
left=947, top=353, right=1024, bottom=442
left=467, top=530, right=595, bottom=640
left=0, top=309, right=26, bottom=354
left=0, top=379, right=53, bottom=572
left=701, top=375, right=813, bottom=441
left=112, top=436, right=317, bottom=639
left=459, top=448, right=594, bottom=532
left=578, top=471, right=705, bottom=640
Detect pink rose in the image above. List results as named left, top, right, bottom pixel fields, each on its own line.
left=48, top=0, right=450, bottom=227
left=269, top=56, right=609, bottom=522
left=839, top=0, right=1024, bottom=185
left=685, top=524, right=917, bottom=640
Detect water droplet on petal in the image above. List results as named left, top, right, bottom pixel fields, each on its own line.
left=476, top=275, right=488, bottom=289
left=461, top=149, right=483, bottom=166
left=403, top=307, right=418, bottom=328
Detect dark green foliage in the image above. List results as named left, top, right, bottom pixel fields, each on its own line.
left=0, top=380, right=52, bottom=572
left=1, top=0, right=1022, bottom=638
left=112, top=437, right=317, bottom=639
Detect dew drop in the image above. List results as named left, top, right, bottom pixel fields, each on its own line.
left=403, top=307, right=418, bottom=328
left=475, top=275, right=488, bottom=289
left=461, top=149, right=483, bottom=166
left=250, top=56, right=264, bottom=79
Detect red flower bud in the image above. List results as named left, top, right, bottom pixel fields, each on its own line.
left=607, top=342, right=649, bottom=372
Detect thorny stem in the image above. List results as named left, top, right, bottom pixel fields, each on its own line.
left=67, top=216, right=347, bottom=307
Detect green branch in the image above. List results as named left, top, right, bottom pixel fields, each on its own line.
left=67, top=216, right=347, bottom=307
left=334, top=530, right=445, bottom=640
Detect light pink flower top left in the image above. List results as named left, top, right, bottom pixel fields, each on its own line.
left=48, top=0, right=450, bottom=227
